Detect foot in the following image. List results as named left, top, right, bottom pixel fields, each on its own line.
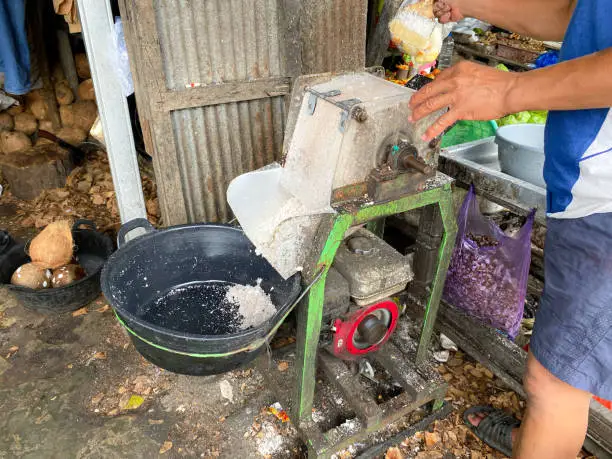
left=462, top=406, right=520, bottom=457
left=467, top=411, right=519, bottom=445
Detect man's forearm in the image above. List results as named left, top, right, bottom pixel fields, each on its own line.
left=463, top=0, right=575, bottom=41
left=506, top=48, right=612, bottom=113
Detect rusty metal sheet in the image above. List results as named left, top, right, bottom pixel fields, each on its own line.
left=120, top=0, right=367, bottom=225
left=171, top=96, right=286, bottom=222
left=154, top=0, right=286, bottom=89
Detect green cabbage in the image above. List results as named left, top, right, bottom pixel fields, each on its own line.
left=498, top=111, right=547, bottom=126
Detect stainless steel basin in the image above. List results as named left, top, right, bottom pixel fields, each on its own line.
left=439, top=137, right=547, bottom=224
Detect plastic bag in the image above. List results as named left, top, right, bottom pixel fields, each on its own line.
left=389, top=0, right=454, bottom=64
left=112, top=17, right=134, bottom=97
left=443, top=186, right=534, bottom=339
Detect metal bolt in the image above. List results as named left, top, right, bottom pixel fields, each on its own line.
left=351, top=106, right=368, bottom=122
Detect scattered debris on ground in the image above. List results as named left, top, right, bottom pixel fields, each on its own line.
left=1, top=150, right=159, bottom=239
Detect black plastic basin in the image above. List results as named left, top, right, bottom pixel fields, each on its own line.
left=101, top=219, right=301, bottom=376
left=0, top=220, right=113, bottom=313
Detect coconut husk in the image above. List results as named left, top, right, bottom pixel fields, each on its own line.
left=28, top=220, right=74, bottom=269
left=55, top=80, right=75, bottom=106
left=0, top=131, right=32, bottom=154
left=14, top=112, right=38, bottom=136
left=29, top=98, right=52, bottom=121
left=6, top=104, right=24, bottom=116
left=77, top=79, right=95, bottom=101
left=56, top=126, right=87, bottom=145
left=39, top=120, right=57, bottom=134
left=0, top=113, right=14, bottom=131
left=75, top=53, right=91, bottom=79
left=60, top=101, right=97, bottom=132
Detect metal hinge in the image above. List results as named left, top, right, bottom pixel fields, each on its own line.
left=307, top=89, right=342, bottom=115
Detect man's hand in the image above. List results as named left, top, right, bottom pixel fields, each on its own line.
left=433, top=0, right=464, bottom=24
left=409, top=61, right=518, bottom=141
left=433, top=0, right=575, bottom=41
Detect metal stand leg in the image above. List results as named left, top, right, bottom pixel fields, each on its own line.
left=416, top=188, right=457, bottom=364
left=293, top=273, right=328, bottom=423
left=293, top=183, right=457, bottom=423
left=293, top=215, right=351, bottom=423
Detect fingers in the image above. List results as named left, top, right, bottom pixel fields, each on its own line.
left=423, top=110, right=458, bottom=141
left=433, top=1, right=452, bottom=22
left=438, top=11, right=453, bottom=23
left=409, top=79, right=455, bottom=111
left=411, top=93, right=454, bottom=122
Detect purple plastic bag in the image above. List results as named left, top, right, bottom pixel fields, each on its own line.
left=443, top=186, right=534, bottom=339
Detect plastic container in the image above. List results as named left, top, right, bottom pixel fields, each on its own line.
left=495, top=124, right=545, bottom=188
left=101, top=219, right=301, bottom=376
left=0, top=230, right=16, bottom=257
left=0, top=220, right=114, bottom=313
left=441, top=120, right=498, bottom=148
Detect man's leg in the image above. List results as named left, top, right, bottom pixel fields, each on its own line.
left=514, top=351, right=592, bottom=459
left=465, top=351, right=592, bottom=459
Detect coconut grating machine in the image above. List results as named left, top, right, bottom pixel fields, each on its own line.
left=228, top=72, right=457, bottom=457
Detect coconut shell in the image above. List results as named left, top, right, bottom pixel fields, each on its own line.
left=29, top=220, right=74, bottom=269
left=11, top=263, right=52, bottom=289
left=55, top=81, right=74, bottom=106
left=78, top=79, right=95, bottom=101
left=0, top=131, right=32, bottom=154
left=0, top=113, right=14, bottom=131
left=51, top=264, right=86, bottom=288
left=13, top=112, right=38, bottom=136
left=75, top=53, right=91, bottom=79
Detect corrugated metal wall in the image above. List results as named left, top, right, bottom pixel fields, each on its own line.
left=171, top=98, right=286, bottom=222
left=155, top=0, right=286, bottom=89
left=120, top=0, right=367, bottom=225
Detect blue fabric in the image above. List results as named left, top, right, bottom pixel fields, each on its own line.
left=544, top=0, right=612, bottom=214
left=535, top=51, right=559, bottom=68
left=0, top=0, right=30, bottom=95
left=531, top=214, right=612, bottom=399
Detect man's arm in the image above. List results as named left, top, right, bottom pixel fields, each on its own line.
left=409, top=48, right=612, bottom=140
left=435, top=0, right=576, bottom=41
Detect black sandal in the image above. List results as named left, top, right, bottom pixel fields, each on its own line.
left=463, top=405, right=521, bottom=457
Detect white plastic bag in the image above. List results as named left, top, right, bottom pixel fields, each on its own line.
left=112, top=18, right=134, bottom=97
left=389, top=0, right=454, bottom=64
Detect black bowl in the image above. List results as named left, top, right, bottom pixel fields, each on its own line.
left=0, top=220, right=114, bottom=313
left=101, top=219, right=301, bottom=376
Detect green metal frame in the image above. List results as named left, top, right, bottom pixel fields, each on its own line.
left=292, top=182, right=457, bottom=423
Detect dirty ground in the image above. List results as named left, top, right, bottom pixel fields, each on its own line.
left=1, top=289, right=599, bottom=459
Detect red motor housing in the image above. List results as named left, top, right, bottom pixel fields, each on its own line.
left=332, top=300, right=399, bottom=360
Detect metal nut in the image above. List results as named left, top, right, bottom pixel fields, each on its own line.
left=351, top=106, right=368, bottom=122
